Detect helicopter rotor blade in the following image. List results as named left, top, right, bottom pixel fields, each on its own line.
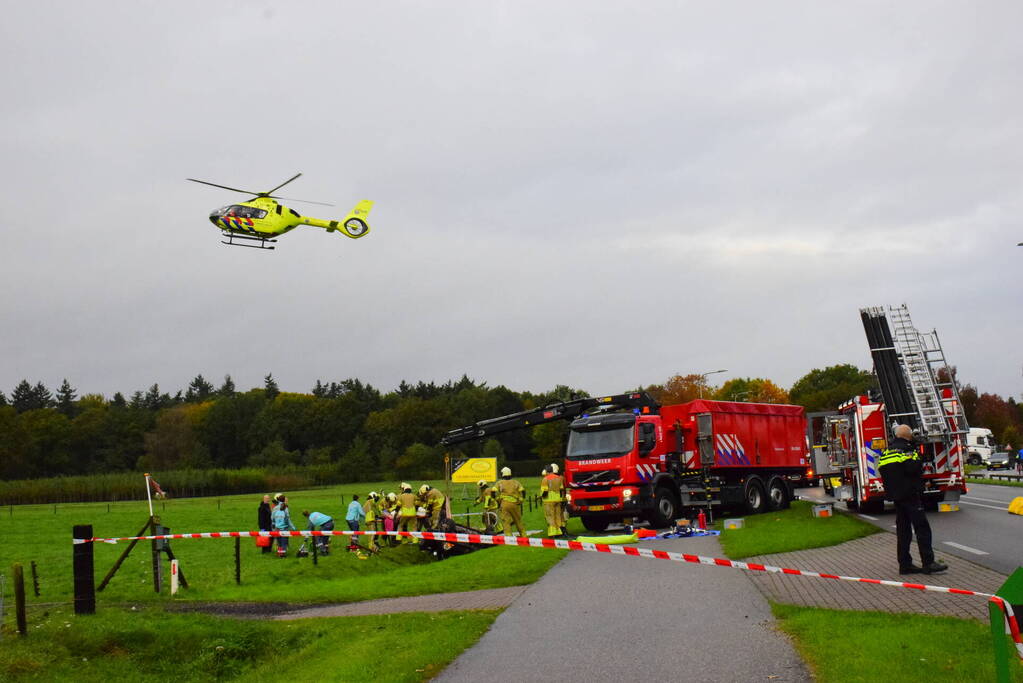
left=265, top=172, right=303, bottom=196
left=270, top=195, right=336, bottom=207
left=186, top=178, right=260, bottom=195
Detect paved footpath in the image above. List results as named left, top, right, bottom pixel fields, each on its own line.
left=437, top=535, right=810, bottom=683
left=274, top=586, right=527, bottom=619
left=745, top=533, right=1007, bottom=621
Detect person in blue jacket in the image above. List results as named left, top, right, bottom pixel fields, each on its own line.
left=303, top=509, right=335, bottom=555
left=271, top=501, right=296, bottom=557
left=345, top=494, right=366, bottom=550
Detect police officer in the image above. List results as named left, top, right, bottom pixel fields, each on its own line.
left=878, top=424, right=948, bottom=575
left=495, top=466, right=527, bottom=536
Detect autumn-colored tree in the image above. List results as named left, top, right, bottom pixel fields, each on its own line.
left=715, top=378, right=790, bottom=404
left=647, top=374, right=720, bottom=405
left=973, top=393, right=1015, bottom=443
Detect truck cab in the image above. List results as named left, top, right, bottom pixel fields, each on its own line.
left=966, top=427, right=996, bottom=466
left=565, top=411, right=673, bottom=531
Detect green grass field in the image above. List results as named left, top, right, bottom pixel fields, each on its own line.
left=0, top=478, right=576, bottom=614
left=968, top=476, right=1023, bottom=489
left=0, top=604, right=497, bottom=682
left=716, top=500, right=881, bottom=559
left=773, top=603, right=1023, bottom=682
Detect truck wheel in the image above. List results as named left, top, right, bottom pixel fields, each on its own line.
left=744, top=477, right=767, bottom=514
left=860, top=498, right=884, bottom=514
left=647, top=487, right=678, bottom=528
left=766, top=477, right=789, bottom=511
left=580, top=516, right=609, bottom=533
left=968, top=455, right=981, bottom=466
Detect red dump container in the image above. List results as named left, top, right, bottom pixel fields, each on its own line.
left=255, top=535, right=271, bottom=547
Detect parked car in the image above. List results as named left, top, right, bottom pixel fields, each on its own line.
left=987, top=452, right=1011, bottom=470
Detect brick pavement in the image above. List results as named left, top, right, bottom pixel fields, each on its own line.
left=745, top=533, right=1006, bottom=621
left=272, top=585, right=527, bottom=619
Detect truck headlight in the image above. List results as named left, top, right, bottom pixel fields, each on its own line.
left=622, top=488, right=634, bottom=500
left=566, top=491, right=572, bottom=503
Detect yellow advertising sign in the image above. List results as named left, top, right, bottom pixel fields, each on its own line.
left=451, top=457, right=497, bottom=483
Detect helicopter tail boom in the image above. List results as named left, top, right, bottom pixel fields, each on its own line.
left=299, top=200, right=373, bottom=239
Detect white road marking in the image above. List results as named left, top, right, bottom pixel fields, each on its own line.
left=963, top=495, right=1015, bottom=504
left=858, top=514, right=879, bottom=521
left=958, top=500, right=1008, bottom=512
left=942, top=541, right=989, bottom=556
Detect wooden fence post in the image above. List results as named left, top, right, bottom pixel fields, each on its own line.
left=13, top=563, right=27, bottom=635
left=151, top=516, right=162, bottom=593
left=234, top=536, right=241, bottom=585
left=30, top=561, right=39, bottom=597
left=73, top=524, right=95, bottom=615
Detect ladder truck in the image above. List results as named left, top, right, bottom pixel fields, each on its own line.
left=442, top=392, right=811, bottom=531
left=820, top=304, right=968, bottom=513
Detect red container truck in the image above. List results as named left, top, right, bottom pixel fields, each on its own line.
left=442, top=393, right=812, bottom=531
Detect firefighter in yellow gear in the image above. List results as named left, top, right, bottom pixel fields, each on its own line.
left=495, top=466, right=527, bottom=536
left=475, top=479, right=502, bottom=533
left=384, top=492, right=399, bottom=546
left=397, top=483, right=419, bottom=543
left=418, top=484, right=447, bottom=529
left=540, top=463, right=566, bottom=537
left=365, top=492, right=381, bottom=547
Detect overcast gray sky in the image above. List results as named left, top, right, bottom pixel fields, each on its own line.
left=1, top=1, right=1020, bottom=401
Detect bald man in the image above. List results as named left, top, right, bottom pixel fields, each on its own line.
left=878, top=424, right=947, bottom=575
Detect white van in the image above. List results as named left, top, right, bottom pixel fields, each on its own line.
left=966, top=427, right=996, bottom=465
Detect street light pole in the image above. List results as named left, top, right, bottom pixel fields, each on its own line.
left=698, top=369, right=728, bottom=399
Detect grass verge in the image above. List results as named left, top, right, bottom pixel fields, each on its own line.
left=0, top=478, right=571, bottom=610
left=0, top=605, right=497, bottom=682
left=715, top=500, right=880, bottom=559
left=968, top=477, right=1023, bottom=489
left=772, top=602, right=1023, bottom=682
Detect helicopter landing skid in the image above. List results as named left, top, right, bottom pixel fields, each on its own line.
left=220, top=231, right=277, bottom=250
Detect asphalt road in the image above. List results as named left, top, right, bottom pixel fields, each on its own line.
left=437, top=534, right=810, bottom=683
left=797, top=480, right=1023, bottom=575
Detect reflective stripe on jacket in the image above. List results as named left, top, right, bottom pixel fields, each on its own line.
left=496, top=479, right=524, bottom=504
left=541, top=474, right=565, bottom=502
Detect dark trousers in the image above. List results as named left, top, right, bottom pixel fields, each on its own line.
left=894, top=496, right=934, bottom=568
left=317, top=520, right=334, bottom=550
left=260, top=526, right=272, bottom=553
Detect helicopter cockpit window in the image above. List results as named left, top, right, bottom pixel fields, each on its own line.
left=231, top=205, right=267, bottom=219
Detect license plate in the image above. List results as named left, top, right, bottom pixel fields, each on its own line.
left=588, top=505, right=606, bottom=511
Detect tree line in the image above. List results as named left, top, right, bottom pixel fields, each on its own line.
left=1, top=364, right=1019, bottom=483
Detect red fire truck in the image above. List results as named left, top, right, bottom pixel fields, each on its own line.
left=812, top=305, right=968, bottom=512
left=442, top=394, right=812, bottom=531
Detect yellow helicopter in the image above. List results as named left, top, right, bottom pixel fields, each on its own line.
left=188, top=173, right=373, bottom=250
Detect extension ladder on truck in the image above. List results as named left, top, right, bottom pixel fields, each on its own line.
left=859, top=304, right=968, bottom=505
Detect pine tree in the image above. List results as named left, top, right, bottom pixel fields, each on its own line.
left=143, top=384, right=168, bottom=411
left=185, top=374, right=215, bottom=402
left=111, top=392, right=127, bottom=408
left=33, top=382, right=53, bottom=409
left=312, top=380, right=327, bottom=398
left=219, top=374, right=236, bottom=397
left=11, top=380, right=36, bottom=412
left=264, top=373, right=279, bottom=401
left=56, top=378, right=77, bottom=417
left=0, top=390, right=7, bottom=406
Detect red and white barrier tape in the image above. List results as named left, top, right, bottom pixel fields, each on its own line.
left=73, top=529, right=1023, bottom=658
